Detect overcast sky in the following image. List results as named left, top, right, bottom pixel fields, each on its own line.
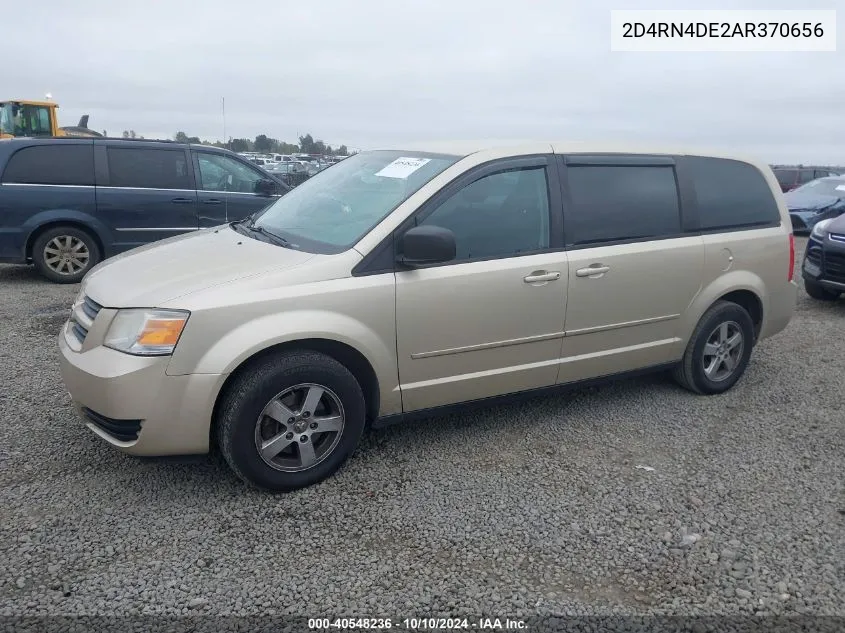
left=6, top=0, right=843, bottom=163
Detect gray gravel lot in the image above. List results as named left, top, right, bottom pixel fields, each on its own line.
left=0, top=237, right=843, bottom=624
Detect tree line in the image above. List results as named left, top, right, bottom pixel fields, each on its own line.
left=171, top=131, right=349, bottom=156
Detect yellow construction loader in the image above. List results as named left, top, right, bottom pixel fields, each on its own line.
left=0, top=99, right=102, bottom=139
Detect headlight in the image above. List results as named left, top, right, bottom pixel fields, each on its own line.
left=104, top=309, right=190, bottom=356
left=811, top=218, right=833, bottom=239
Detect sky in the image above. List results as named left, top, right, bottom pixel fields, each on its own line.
left=5, top=0, right=844, bottom=163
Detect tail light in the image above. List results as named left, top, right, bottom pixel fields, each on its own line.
left=788, top=233, right=795, bottom=282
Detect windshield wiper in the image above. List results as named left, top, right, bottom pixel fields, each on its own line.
left=231, top=212, right=258, bottom=228
left=249, top=224, right=291, bottom=247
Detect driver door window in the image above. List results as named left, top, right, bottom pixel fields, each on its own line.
left=197, top=153, right=264, bottom=193
left=418, top=166, right=551, bottom=261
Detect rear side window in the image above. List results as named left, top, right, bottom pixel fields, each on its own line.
left=687, top=157, right=780, bottom=231
left=1, top=144, right=94, bottom=185
left=564, top=165, right=681, bottom=245
left=107, top=147, right=191, bottom=189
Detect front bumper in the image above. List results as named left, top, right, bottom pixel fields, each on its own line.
left=790, top=209, right=844, bottom=234
left=801, top=236, right=845, bottom=290
left=58, top=322, right=225, bottom=456
left=790, top=211, right=823, bottom=233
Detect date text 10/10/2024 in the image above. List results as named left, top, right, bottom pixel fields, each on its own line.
left=308, top=617, right=527, bottom=630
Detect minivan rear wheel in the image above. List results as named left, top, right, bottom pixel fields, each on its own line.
left=32, top=225, right=101, bottom=284
left=804, top=280, right=840, bottom=301
left=672, top=301, right=755, bottom=395
left=216, top=351, right=366, bottom=491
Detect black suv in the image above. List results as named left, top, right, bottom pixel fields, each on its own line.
left=802, top=214, right=845, bottom=301
left=0, top=137, right=288, bottom=282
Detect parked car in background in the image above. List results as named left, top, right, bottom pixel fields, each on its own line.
left=784, top=176, right=845, bottom=233
left=305, top=161, right=323, bottom=177
left=267, top=162, right=305, bottom=174
left=57, top=143, right=796, bottom=491
left=266, top=161, right=310, bottom=187
left=0, top=137, right=288, bottom=283
left=773, top=166, right=839, bottom=193
left=801, top=215, right=845, bottom=301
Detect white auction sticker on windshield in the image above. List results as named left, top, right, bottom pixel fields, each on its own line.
left=836, top=185, right=845, bottom=192
left=375, top=157, right=431, bottom=179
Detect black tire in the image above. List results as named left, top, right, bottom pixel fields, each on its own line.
left=804, top=280, right=841, bottom=301
left=672, top=300, right=755, bottom=395
left=32, top=225, right=101, bottom=284
left=216, top=351, right=366, bottom=491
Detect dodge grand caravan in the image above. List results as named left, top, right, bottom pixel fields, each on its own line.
left=58, top=143, right=798, bottom=491
left=0, top=137, right=287, bottom=283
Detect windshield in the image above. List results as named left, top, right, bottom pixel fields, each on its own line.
left=252, top=150, right=460, bottom=253
left=0, top=104, right=12, bottom=134
left=792, top=178, right=845, bottom=198
left=0, top=103, right=52, bottom=137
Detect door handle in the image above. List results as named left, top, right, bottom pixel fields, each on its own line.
left=202, top=198, right=223, bottom=205
left=575, top=265, right=611, bottom=277
left=171, top=197, right=194, bottom=204
left=523, top=271, right=560, bottom=283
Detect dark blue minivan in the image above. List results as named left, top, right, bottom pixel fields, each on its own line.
left=0, top=137, right=288, bottom=282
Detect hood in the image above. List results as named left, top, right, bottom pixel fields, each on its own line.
left=784, top=192, right=844, bottom=212
left=83, top=225, right=316, bottom=306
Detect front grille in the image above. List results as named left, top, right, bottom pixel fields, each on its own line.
left=806, top=245, right=823, bottom=266
left=831, top=232, right=845, bottom=244
left=69, top=296, right=103, bottom=345
left=824, top=250, right=845, bottom=283
left=81, top=296, right=102, bottom=321
left=82, top=407, right=143, bottom=442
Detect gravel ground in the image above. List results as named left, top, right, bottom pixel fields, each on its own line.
left=0, top=237, right=843, bottom=627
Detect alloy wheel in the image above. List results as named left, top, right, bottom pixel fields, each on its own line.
left=254, top=383, right=346, bottom=472
left=43, top=235, right=90, bottom=275
left=702, top=321, right=744, bottom=382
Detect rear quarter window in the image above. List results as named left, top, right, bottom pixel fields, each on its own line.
left=687, top=157, right=780, bottom=231
left=1, top=144, right=95, bottom=186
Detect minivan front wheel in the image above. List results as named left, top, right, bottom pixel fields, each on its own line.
left=32, top=226, right=101, bottom=284
left=673, top=301, right=755, bottom=395
left=216, top=351, right=366, bottom=491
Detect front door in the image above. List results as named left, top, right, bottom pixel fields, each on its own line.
left=556, top=155, right=704, bottom=383
left=193, top=151, right=281, bottom=225
left=395, top=156, right=569, bottom=411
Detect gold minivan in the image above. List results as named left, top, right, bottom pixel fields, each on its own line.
left=58, top=143, right=798, bottom=491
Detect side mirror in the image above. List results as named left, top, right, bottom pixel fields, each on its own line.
left=398, top=225, right=456, bottom=267
left=255, top=178, right=276, bottom=196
